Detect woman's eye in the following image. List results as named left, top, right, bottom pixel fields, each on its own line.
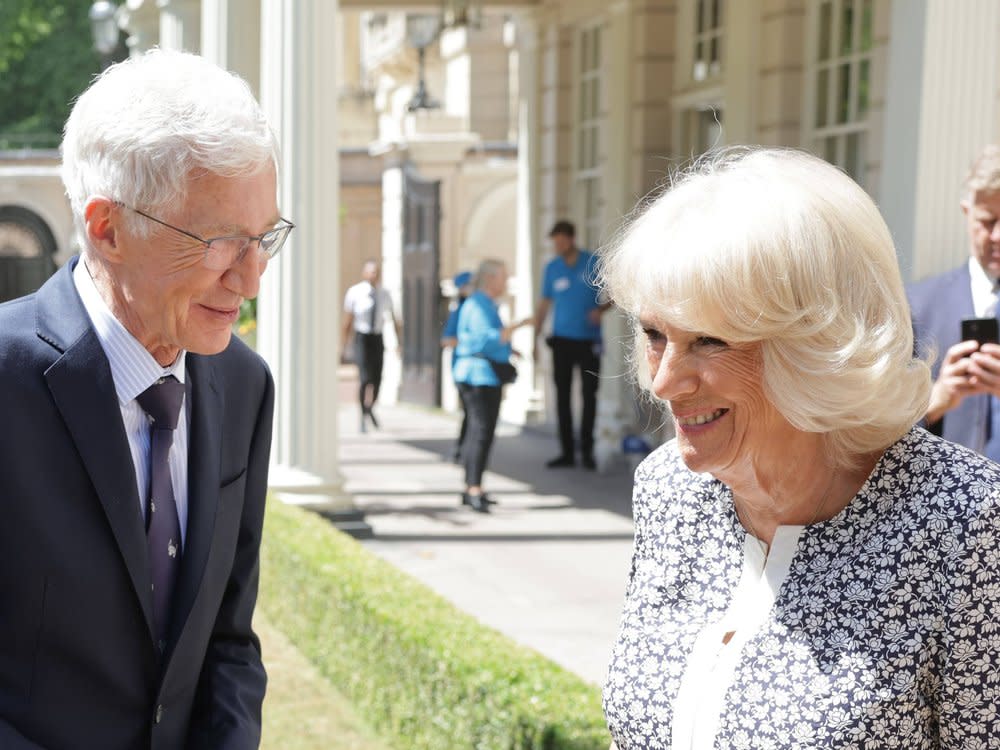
left=696, top=336, right=728, bottom=348
left=642, top=327, right=664, bottom=343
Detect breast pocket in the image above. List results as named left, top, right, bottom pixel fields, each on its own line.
left=220, top=466, right=247, bottom=493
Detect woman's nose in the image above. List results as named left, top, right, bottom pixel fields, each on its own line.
left=650, top=345, right=698, bottom=401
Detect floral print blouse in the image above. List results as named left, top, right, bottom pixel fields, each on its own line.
left=603, top=426, right=1000, bottom=749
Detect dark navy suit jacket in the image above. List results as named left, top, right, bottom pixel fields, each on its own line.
left=907, top=263, right=991, bottom=455
left=0, top=259, right=273, bottom=749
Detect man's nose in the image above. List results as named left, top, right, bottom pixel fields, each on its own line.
left=226, top=244, right=266, bottom=299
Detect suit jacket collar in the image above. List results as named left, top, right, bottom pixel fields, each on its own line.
left=168, top=352, right=222, bottom=648
left=36, top=259, right=225, bottom=652
left=38, top=260, right=156, bottom=635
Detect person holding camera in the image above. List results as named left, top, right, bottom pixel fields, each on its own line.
left=908, top=144, right=1000, bottom=461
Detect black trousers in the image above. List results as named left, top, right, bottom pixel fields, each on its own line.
left=549, top=336, right=600, bottom=459
left=454, top=385, right=469, bottom=457
left=354, top=333, right=384, bottom=407
left=457, top=383, right=502, bottom=487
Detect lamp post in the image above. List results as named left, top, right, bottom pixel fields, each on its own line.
left=89, top=1, right=120, bottom=71
left=405, top=14, right=440, bottom=112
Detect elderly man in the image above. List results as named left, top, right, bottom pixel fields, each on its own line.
left=0, top=50, right=290, bottom=748
left=909, top=144, right=1000, bottom=462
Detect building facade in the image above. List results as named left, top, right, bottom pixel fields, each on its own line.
left=47, top=0, right=1000, bottom=493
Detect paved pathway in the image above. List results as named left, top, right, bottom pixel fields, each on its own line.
left=334, top=371, right=636, bottom=685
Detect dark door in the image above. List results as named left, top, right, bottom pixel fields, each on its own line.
left=0, top=206, right=57, bottom=303
left=399, top=168, right=442, bottom=406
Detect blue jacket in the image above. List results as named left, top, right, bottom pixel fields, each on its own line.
left=907, top=262, right=996, bottom=459
left=453, top=291, right=512, bottom=386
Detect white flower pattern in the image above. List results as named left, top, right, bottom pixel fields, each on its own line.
left=603, top=426, right=1000, bottom=748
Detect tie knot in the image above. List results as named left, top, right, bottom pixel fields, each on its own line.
left=136, top=376, right=185, bottom=430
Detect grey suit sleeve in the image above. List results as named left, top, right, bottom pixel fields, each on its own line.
left=186, top=367, right=274, bottom=749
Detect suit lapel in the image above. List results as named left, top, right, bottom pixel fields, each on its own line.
left=169, top=353, right=222, bottom=643
left=37, top=261, right=155, bottom=636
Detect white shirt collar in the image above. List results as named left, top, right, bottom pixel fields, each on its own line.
left=72, top=257, right=187, bottom=406
left=969, top=257, right=1000, bottom=318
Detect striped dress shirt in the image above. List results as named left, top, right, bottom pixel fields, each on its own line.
left=73, top=258, right=189, bottom=546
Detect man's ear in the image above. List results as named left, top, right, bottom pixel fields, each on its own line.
left=83, top=197, right=124, bottom=262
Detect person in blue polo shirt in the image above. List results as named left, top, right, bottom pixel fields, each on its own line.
left=533, top=220, right=612, bottom=469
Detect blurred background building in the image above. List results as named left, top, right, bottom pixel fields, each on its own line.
left=1, top=0, right=996, bottom=492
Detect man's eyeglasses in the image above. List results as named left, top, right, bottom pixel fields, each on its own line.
left=120, top=204, right=294, bottom=271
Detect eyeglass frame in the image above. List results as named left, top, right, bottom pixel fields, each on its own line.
left=116, top=202, right=295, bottom=270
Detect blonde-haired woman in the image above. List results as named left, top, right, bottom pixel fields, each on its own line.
left=600, top=147, right=1000, bottom=748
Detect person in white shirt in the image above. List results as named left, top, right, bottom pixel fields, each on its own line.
left=342, top=259, right=400, bottom=431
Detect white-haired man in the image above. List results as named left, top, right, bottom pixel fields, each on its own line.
left=909, top=144, right=1000, bottom=462
left=0, top=50, right=291, bottom=748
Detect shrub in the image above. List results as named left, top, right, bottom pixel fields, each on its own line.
left=259, top=501, right=611, bottom=750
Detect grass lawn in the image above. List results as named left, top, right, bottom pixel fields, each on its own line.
left=257, top=612, right=394, bottom=750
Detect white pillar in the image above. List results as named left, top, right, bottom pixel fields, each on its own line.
left=157, top=0, right=201, bottom=53
left=592, top=0, right=635, bottom=473
left=258, top=0, right=349, bottom=512
left=511, top=12, right=543, bottom=422
left=120, top=0, right=160, bottom=56
left=880, top=0, right=1000, bottom=281
left=379, top=159, right=404, bottom=407
left=200, top=0, right=261, bottom=97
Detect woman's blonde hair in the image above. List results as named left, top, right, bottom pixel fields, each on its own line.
left=598, top=146, right=930, bottom=469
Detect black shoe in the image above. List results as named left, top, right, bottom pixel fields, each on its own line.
left=461, top=492, right=497, bottom=507
left=581, top=455, right=596, bottom=470
left=462, top=492, right=491, bottom=513
left=546, top=455, right=575, bottom=468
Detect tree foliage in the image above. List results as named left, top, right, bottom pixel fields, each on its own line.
left=0, top=0, right=106, bottom=148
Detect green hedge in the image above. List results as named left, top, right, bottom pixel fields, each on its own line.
left=258, top=501, right=612, bottom=750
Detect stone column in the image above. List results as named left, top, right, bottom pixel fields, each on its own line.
left=157, top=0, right=201, bottom=53
left=120, top=0, right=160, bottom=56
left=258, top=0, right=366, bottom=533
left=200, top=0, right=261, bottom=97
left=592, top=0, right=635, bottom=473
left=511, top=11, right=543, bottom=422
left=880, top=0, right=1000, bottom=281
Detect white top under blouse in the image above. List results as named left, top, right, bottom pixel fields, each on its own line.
left=673, top=526, right=806, bottom=748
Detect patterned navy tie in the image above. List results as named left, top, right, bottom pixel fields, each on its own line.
left=136, top=375, right=185, bottom=650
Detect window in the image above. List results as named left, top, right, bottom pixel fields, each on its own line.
left=812, top=0, right=873, bottom=184
left=682, top=106, right=724, bottom=156
left=693, top=0, right=724, bottom=82
left=576, top=24, right=604, bottom=250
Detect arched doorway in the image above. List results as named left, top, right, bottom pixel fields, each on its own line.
left=0, top=206, right=58, bottom=303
